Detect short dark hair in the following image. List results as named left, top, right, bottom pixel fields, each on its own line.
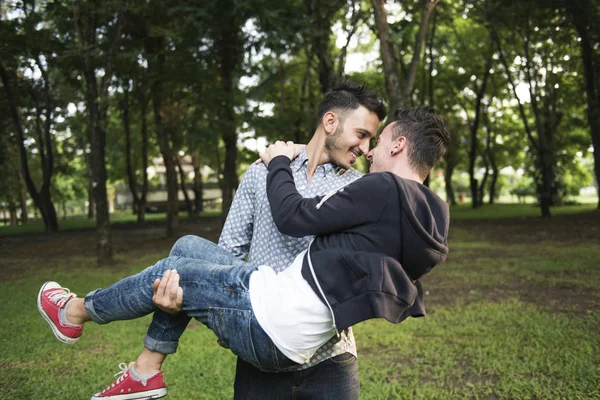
left=391, top=107, right=450, bottom=179
left=317, top=80, right=387, bottom=123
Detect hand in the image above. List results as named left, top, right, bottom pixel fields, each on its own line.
left=152, top=269, right=183, bottom=315
left=257, top=141, right=305, bottom=166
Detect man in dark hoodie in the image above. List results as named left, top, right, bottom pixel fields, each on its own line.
left=37, top=106, right=450, bottom=399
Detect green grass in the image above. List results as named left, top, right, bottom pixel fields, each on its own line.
left=0, top=211, right=221, bottom=237
left=449, top=203, right=597, bottom=220
left=1, top=213, right=599, bottom=399
left=2, top=203, right=598, bottom=237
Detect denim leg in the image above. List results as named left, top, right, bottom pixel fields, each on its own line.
left=83, top=256, right=177, bottom=325
left=144, top=236, right=252, bottom=354
left=169, top=235, right=249, bottom=267
left=84, top=251, right=288, bottom=369
left=170, top=258, right=293, bottom=371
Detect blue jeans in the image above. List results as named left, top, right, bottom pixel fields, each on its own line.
left=164, top=237, right=360, bottom=399
left=234, top=354, right=359, bottom=400
left=83, top=236, right=296, bottom=372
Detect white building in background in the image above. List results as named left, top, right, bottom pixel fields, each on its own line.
left=115, top=156, right=222, bottom=212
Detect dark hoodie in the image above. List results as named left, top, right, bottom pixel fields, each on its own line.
left=266, top=156, right=449, bottom=332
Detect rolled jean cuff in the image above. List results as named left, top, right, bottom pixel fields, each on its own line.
left=83, top=289, right=109, bottom=324
left=144, top=334, right=179, bottom=355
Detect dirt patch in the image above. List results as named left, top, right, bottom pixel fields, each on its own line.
left=451, top=210, right=600, bottom=244
left=0, top=217, right=224, bottom=281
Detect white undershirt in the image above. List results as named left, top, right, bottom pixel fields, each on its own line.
left=249, top=250, right=335, bottom=364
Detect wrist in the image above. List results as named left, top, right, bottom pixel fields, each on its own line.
left=267, top=155, right=292, bottom=171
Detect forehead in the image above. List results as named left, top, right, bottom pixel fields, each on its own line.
left=343, top=106, right=380, bottom=135
left=377, top=123, right=395, bottom=141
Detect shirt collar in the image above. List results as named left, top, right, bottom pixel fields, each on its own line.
left=291, top=148, right=348, bottom=178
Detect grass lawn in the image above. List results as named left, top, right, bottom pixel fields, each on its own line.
left=1, top=207, right=599, bottom=399
left=0, top=211, right=221, bottom=237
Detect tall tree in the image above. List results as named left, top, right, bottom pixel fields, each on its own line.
left=72, top=0, right=125, bottom=263
left=372, top=0, right=440, bottom=111
left=488, top=1, right=576, bottom=217
left=120, top=79, right=149, bottom=223
left=462, top=44, right=493, bottom=208
left=213, top=0, right=243, bottom=217
left=0, top=2, right=60, bottom=232
left=566, top=0, right=600, bottom=209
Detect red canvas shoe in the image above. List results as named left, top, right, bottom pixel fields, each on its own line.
left=92, top=363, right=167, bottom=400
left=37, top=281, right=83, bottom=344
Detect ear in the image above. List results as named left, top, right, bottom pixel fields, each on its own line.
left=391, top=136, right=407, bottom=156
left=321, top=111, right=339, bottom=134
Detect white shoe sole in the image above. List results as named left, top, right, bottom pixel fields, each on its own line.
left=37, top=281, right=80, bottom=344
left=90, top=388, right=167, bottom=400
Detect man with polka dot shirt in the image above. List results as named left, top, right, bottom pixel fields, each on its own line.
left=217, top=81, right=386, bottom=399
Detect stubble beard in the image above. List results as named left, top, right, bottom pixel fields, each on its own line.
left=324, top=125, right=351, bottom=169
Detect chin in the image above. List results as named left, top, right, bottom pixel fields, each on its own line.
left=332, top=157, right=351, bottom=169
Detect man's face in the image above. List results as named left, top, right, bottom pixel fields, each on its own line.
left=366, top=123, right=395, bottom=173
left=324, top=106, right=380, bottom=169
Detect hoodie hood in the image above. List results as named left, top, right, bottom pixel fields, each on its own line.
left=392, top=175, right=450, bottom=280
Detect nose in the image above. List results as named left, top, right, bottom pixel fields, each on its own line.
left=359, top=140, right=370, bottom=156
left=366, top=149, right=373, bottom=161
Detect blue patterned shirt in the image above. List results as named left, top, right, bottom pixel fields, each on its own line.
left=219, top=148, right=363, bottom=369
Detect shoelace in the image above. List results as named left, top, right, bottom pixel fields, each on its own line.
left=47, top=288, right=76, bottom=307
left=101, top=363, right=131, bottom=394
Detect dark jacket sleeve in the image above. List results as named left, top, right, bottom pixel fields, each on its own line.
left=266, top=155, right=389, bottom=237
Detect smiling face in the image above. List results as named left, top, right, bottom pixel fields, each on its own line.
left=324, top=106, right=380, bottom=169
left=366, top=122, right=397, bottom=173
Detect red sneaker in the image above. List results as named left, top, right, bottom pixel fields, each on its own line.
left=37, top=281, right=83, bottom=344
left=92, top=363, right=167, bottom=400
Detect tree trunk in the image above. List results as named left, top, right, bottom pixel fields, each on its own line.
left=478, top=156, right=489, bottom=207
left=8, top=199, right=18, bottom=226
left=192, top=151, right=204, bottom=214
left=305, top=0, right=336, bottom=94
left=83, top=69, right=112, bottom=262
left=403, top=0, right=438, bottom=102
left=520, top=19, right=556, bottom=217
left=18, top=169, right=28, bottom=223
left=489, top=167, right=499, bottom=205
left=0, top=62, right=59, bottom=232
left=86, top=164, right=95, bottom=219
left=372, top=0, right=439, bottom=112
left=215, top=5, right=241, bottom=218
left=122, top=83, right=147, bottom=223
left=486, top=121, right=499, bottom=205
left=295, top=53, right=313, bottom=144
left=176, top=156, right=193, bottom=218
left=427, top=10, right=437, bottom=111
left=152, top=91, right=179, bottom=237
left=336, top=1, right=362, bottom=79
left=467, top=49, right=493, bottom=208
left=138, top=91, right=149, bottom=223
left=444, top=166, right=456, bottom=206
left=164, top=155, right=179, bottom=237
left=372, top=0, right=403, bottom=111
left=568, top=0, right=600, bottom=209
left=122, top=84, right=142, bottom=220
left=537, top=136, right=553, bottom=217
left=73, top=0, right=118, bottom=263
left=39, top=188, right=59, bottom=231
left=146, top=35, right=179, bottom=237
left=492, top=26, right=547, bottom=215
